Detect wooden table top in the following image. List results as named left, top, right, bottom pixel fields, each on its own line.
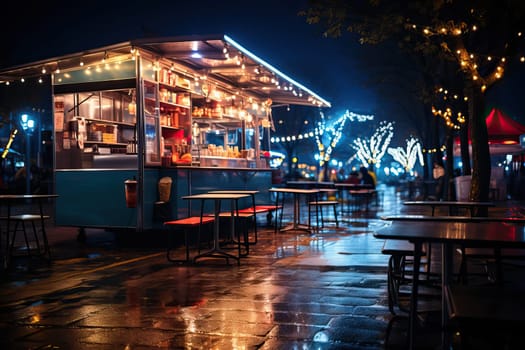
left=374, top=220, right=525, bottom=247
left=403, top=200, right=495, bottom=207
left=269, top=187, right=320, bottom=194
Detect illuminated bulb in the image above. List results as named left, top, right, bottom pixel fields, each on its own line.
left=41, top=67, right=46, bottom=74
left=521, top=57, right=525, bottom=62
left=21, top=78, right=25, bottom=82
left=38, top=77, right=43, bottom=83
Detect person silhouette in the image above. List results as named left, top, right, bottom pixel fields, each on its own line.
left=359, top=166, right=375, bottom=189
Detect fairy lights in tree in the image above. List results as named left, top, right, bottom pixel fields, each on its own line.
left=387, top=137, right=424, bottom=172
left=408, top=17, right=524, bottom=94
left=313, top=110, right=374, bottom=175
left=352, top=121, right=394, bottom=167
left=432, top=87, right=468, bottom=129
left=314, top=111, right=346, bottom=170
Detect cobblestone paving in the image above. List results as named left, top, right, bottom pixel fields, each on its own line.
left=0, top=184, right=523, bottom=349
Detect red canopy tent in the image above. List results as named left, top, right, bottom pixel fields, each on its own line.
left=485, top=108, right=525, bottom=144
left=454, top=108, right=525, bottom=156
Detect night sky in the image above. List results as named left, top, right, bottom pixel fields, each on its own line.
left=2, top=1, right=381, bottom=114
left=2, top=0, right=525, bottom=132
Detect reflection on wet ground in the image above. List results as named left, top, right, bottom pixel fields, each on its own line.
left=0, top=184, right=522, bottom=349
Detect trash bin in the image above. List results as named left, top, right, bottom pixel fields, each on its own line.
left=454, top=175, right=471, bottom=201
left=124, top=177, right=137, bottom=208
left=158, top=177, right=172, bottom=203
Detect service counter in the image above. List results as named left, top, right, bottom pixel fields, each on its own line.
left=55, top=166, right=272, bottom=232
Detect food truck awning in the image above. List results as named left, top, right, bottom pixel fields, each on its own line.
left=0, top=34, right=331, bottom=108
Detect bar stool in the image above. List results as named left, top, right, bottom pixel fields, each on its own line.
left=381, top=240, right=435, bottom=315
left=8, top=213, right=51, bottom=261
left=308, top=199, right=339, bottom=228
left=164, top=216, right=215, bottom=263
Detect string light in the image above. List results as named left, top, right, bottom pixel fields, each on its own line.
left=271, top=110, right=374, bottom=144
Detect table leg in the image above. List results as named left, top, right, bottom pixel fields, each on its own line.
left=407, top=241, right=422, bottom=350
left=441, top=242, right=453, bottom=349
left=37, top=198, right=51, bottom=260
left=280, top=193, right=313, bottom=233
left=248, top=194, right=257, bottom=244
left=193, top=199, right=240, bottom=265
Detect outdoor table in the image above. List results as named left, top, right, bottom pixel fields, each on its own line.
left=182, top=192, right=251, bottom=265
left=374, top=220, right=525, bottom=350
left=269, top=187, right=320, bottom=233
left=207, top=190, right=259, bottom=245
left=403, top=200, right=495, bottom=216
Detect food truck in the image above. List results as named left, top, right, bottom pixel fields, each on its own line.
left=0, top=35, right=331, bottom=235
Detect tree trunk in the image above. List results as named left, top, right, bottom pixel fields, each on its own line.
left=445, top=131, right=454, bottom=200
left=459, top=114, right=471, bottom=176
left=468, top=84, right=491, bottom=215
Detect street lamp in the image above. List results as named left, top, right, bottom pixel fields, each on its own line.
left=20, top=113, right=35, bottom=194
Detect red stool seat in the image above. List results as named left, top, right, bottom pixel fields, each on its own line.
left=164, top=216, right=215, bottom=263
left=164, top=217, right=214, bottom=226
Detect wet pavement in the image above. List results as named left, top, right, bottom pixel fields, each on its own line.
left=0, top=184, right=523, bottom=349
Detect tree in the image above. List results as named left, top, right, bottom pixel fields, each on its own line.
left=387, top=137, right=424, bottom=173
left=352, top=121, right=394, bottom=168
left=300, top=0, right=525, bottom=208
left=314, top=109, right=374, bottom=180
